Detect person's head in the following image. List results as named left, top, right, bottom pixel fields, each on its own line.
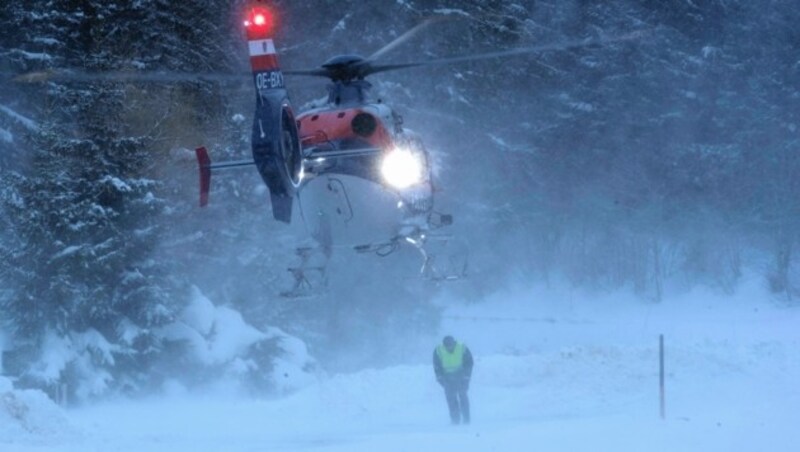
left=442, top=335, right=456, bottom=352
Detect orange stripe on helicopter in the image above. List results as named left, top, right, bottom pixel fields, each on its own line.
left=299, top=109, right=393, bottom=150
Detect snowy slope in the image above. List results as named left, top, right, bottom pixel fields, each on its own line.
left=2, top=280, right=799, bottom=452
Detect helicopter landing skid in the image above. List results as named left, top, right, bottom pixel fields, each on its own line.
left=405, top=234, right=469, bottom=281
left=353, top=241, right=399, bottom=257
left=280, top=247, right=329, bottom=298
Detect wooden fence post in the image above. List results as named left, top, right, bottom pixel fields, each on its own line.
left=659, top=334, right=665, bottom=419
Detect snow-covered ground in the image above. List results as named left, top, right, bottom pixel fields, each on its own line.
left=2, top=278, right=799, bottom=451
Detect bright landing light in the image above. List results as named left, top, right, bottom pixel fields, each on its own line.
left=381, top=148, right=423, bottom=189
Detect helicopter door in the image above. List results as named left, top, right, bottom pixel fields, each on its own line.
left=324, top=177, right=354, bottom=224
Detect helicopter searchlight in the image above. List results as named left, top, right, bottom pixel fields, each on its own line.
left=381, top=147, right=425, bottom=189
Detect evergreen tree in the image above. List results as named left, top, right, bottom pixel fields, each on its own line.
left=0, top=0, right=211, bottom=396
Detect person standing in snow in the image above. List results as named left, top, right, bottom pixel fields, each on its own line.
left=433, top=335, right=473, bottom=424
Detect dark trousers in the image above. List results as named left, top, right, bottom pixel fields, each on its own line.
left=441, top=376, right=470, bottom=424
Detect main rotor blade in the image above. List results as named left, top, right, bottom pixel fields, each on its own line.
left=367, top=18, right=441, bottom=61
left=282, top=18, right=444, bottom=79
left=13, top=70, right=249, bottom=84
left=282, top=68, right=331, bottom=77
left=365, top=30, right=649, bottom=76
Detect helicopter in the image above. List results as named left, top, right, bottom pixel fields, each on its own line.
left=197, top=4, right=460, bottom=295
left=12, top=2, right=643, bottom=297
left=194, top=2, right=646, bottom=296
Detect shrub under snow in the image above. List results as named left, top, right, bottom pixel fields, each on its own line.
left=0, top=376, right=77, bottom=442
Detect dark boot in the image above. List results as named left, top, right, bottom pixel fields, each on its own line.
left=458, top=384, right=470, bottom=424
left=444, top=382, right=460, bottom=424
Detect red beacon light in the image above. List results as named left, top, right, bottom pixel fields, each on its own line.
left=244, top=7, right=275, bottom=34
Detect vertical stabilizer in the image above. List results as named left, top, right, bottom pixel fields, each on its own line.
left=244, top=3, right=302, bottom=223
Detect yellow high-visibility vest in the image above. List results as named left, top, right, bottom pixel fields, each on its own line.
left=436, top=343, right=465, bottom=373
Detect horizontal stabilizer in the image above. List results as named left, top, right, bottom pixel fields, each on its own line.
left=305, top=147, right=382, bottom=159
left=195, top=147, right=256, bottom=207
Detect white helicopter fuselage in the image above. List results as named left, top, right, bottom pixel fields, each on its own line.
left=296, top=174, right=416, bottom=249
left=294, top=102, right=435, bottom=251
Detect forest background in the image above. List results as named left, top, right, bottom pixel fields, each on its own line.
left=0, top=0, right=797, bottom=402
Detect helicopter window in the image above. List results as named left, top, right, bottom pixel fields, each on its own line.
left=311, top=115, right=319, bottom=121
left=351, top=113, right=377, bottom=137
